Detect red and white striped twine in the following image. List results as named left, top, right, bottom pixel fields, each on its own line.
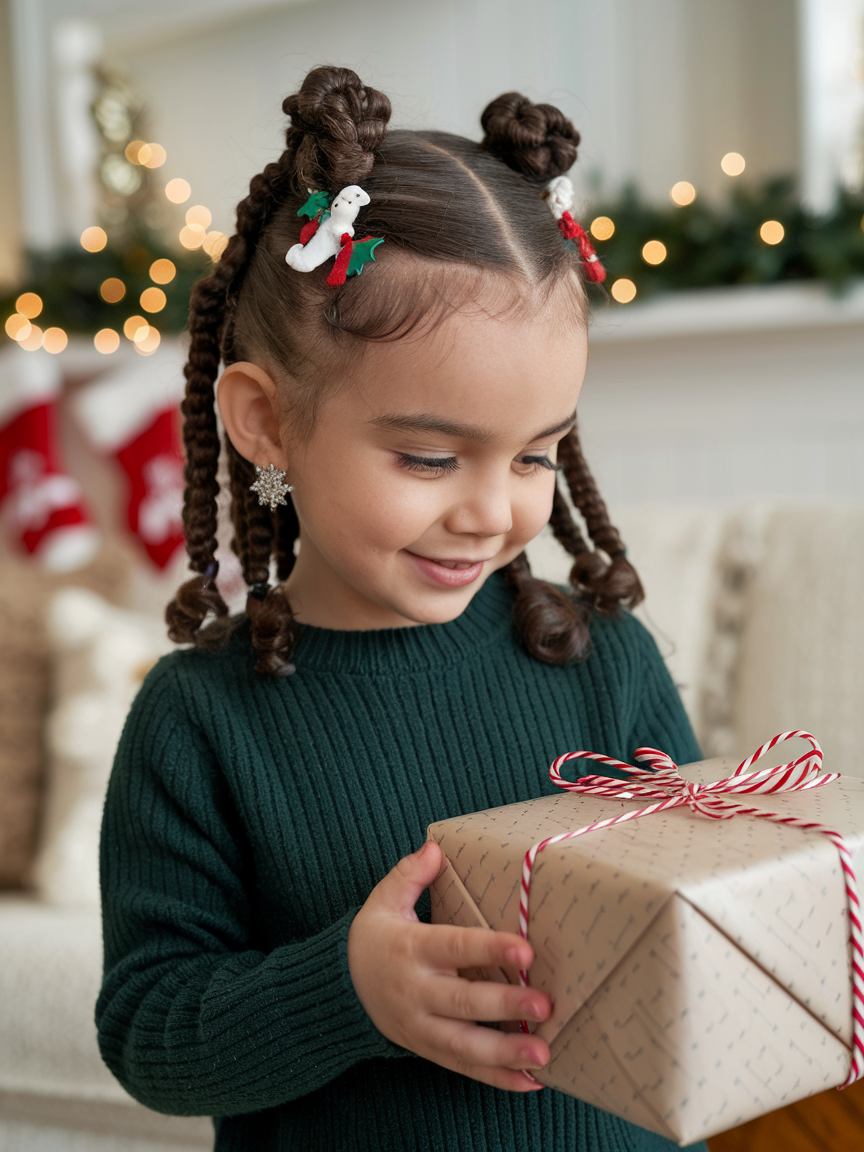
left=516, top=731, right=864, bottom=1088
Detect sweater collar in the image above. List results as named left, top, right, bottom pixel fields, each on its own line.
left=290, top=569, right=516, bottom=675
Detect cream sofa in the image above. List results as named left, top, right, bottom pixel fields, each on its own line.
left=1, top=501, right=863, bottom=1152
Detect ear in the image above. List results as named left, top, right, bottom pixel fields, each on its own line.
left=217, top=362, right=288, bottom=470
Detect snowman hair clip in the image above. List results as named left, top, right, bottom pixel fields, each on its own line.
left=285, top=186, right=384, bottom=287
left=544, top=176, right=606, bottom=284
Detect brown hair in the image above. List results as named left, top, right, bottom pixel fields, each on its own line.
left=166, top=66, right=643, bottom=675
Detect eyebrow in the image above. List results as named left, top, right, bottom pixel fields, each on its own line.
left=368, top=405, right=579, bottom=444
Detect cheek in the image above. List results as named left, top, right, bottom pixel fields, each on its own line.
left=510, top=475, right=556, bottom=542
left=302, top=456, right=442, bottom=551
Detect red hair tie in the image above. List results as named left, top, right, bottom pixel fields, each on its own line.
left=546, top=176, right=607, bottom=284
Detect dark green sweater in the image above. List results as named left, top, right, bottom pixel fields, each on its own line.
left=96, top=571, right=705, bottom=1152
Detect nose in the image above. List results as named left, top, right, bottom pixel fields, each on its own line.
left=443, top=469, right=514, bottom=539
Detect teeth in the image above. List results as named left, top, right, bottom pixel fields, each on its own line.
left=438, top=560, right=473, bottom=569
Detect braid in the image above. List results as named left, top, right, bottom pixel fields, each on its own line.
left=165, top=143, right=295, bottom=644
left=556, top=426, right=643, bottom=611
left=274, top=501, right=299, bottom=582
left=502, top=550, right=592, bottom=664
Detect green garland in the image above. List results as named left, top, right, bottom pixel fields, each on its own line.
left=1, top=230, right=207, bottom=340
left=586, top=177, right=864, bottom=299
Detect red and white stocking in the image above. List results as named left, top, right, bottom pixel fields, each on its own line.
left=0, top=348, right=99, bottom=570
left=75, top=345, right=186, bottom=569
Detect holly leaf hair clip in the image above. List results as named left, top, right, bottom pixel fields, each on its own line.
left=286, top=185, right=384, bottom=287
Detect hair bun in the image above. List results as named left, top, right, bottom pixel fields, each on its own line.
left=282, top=66, right=392, bottom=193
left=480, top=92, right=580, bottom=182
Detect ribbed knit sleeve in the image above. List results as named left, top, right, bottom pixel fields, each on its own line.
left=96, top=660, right=406, bottom=1119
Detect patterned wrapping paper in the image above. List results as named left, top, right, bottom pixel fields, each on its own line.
left=427, top=757, right=864, bottom=1146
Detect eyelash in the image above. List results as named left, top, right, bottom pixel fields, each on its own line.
left=395, top=453, right=561, bottom=476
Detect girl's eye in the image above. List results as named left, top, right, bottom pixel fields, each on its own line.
left=519, top=455, right=560, bottom=474
left=395, top=453, right=560, bottom=475
left=396, top=453, right=459, bottom=474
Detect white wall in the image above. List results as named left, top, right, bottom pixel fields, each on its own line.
left=107, top=0, right=802, bottom=241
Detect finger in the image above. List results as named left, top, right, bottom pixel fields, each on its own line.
left=370, top=840, right=444, bottom=918
left=443, top=1063, right=546, bottom=1093
left=424, top=1017, right=550, bottom=1074
left=422, top=924, right=537, bottom=975
left=424, top=973, right=551, bottom=1025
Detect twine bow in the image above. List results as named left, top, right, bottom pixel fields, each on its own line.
left=516, top=732, right=864, bottom=1087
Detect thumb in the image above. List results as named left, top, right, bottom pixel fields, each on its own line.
left=373, top=840, right=444, bottom=917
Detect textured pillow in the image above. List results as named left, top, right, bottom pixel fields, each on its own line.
left=29, top=587, right=173, bottom=907
left=525, top=505, right=728, bottom=733
left=730, top=506, right=864, bottom=776
left=0, top=543, right=131, bottom=888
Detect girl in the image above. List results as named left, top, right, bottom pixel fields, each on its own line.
left=96, top=66, right=704, bottom=1152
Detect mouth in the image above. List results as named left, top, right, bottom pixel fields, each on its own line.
left=404, top=551, right=491, bottom=588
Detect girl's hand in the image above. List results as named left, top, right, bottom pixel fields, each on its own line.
left=347, top=839, right=552, bottom=1091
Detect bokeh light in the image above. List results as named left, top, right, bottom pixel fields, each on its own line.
left=100, top=277, right=126, bottom=303
left=94, top=328, right=120, bottom=354
left=203, top=231, right=228, bottom=260
left=149, top=258, right=176, bottom=284
left=16, top=292, right=42, bottom=319
left=123, top=315, right=148, bottom=340
left=186, top=205, right=212, bottom=230
left=140, top=287, right=167, bottom=313
left=721, top=152, right=746, bottom=176
left=179, top=225, right=205, bottom=250
left=142, top=143, right=167, bottom=169
left=5, top=314, right=31, bottom=340
left=589, top=216, right=615, bottom=241
left=135, top=325, right=161, bottom=354
left=670, top=181, right=696, bottom=207
left=125, top=140, right=148, bottom=164
left=165, top=178, right=191, bottom=204
left=18, top=324, right=43, bottom=351
left=41, top=328, right=68, bottom=354
left=81, top=226, right=108, bottom=252
left=642, top=240, right=667, bottom=265
left=759, top=220, right=785, bottom=245
left=610, top=278, right=637, bottom=304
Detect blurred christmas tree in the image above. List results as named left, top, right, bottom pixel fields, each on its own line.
left=1, top=60, right=219, bottom=353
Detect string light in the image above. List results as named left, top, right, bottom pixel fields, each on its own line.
left=140, top=287, right=167, bottom=312
left=125, top=140, right=148, bottom=164
left=5, top=313, right=31, bottom=340
left=18, top=324, right=43, bottom=351
left=135, top=325, right=161, bottom=354
left=179, top=225, right=205, bottom=250
left=41, top=328, right=68, bottom=354
left=203, top=231, right=228, bottom=260
left=186, top=205, right=212, bottom=230
left=100, top=277, right=126, bottom=303
left=610, top=278, right=637, bottom=303
left=642, top=240, right=667, bottom=265
left=759, top=220, right=785, bottom=245
left=670, top=181, right=696, bottom=207
left=94, top=329, right=120, bottom=354
left=81, top=226, right=108, bottom=252
left=123, top=315, right=148, bottom=340
left=149, top=258, right=176, bottom=284
left=589, top=216, right=615, bottom=241
left=721, top=152, right=746, bottom=176
left=15, top=292, right=43, bottom=318
left=165, top=178, right=191, bottom=204
left=142, top=143, right=167, bottom=169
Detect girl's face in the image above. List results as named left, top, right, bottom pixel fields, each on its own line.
left=277, top=306, right=588, bottom=630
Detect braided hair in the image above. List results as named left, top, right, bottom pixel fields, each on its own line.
left=167, top=66, right=643, bottom=675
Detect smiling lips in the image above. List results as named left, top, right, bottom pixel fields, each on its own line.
left=406, top=551, right=489, bottom=587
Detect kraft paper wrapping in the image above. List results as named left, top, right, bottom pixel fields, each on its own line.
left=426, top=757, right=864, bottom=1146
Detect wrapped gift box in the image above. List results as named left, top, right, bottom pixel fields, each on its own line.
left=427, top=755, right=864, bottom=1146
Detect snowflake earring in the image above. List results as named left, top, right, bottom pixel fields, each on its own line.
left=250, top=463, right=294, bottom=511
